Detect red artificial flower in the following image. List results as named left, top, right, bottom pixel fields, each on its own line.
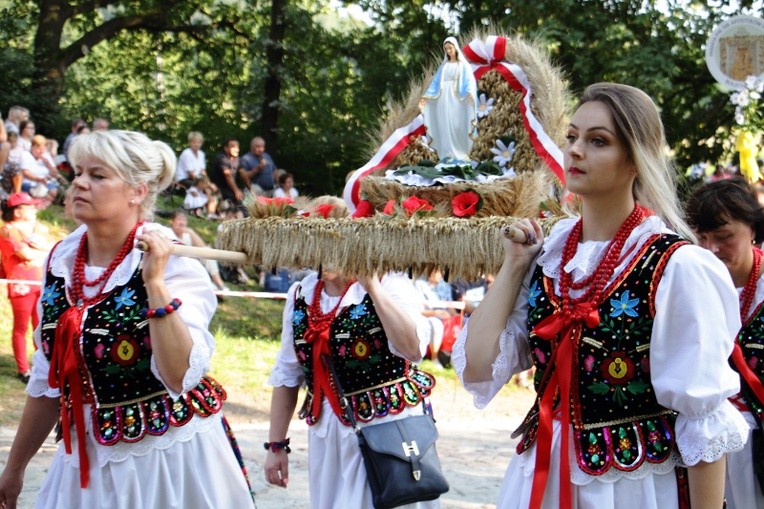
left=313, top=204, right=335, bottom=218
left=257, top=195, right=273, bottom=205
left=382, top=200, right=397, bottom=215
left=352, top=200, right=375, bottom=218
left=401, top=196, right=433, bottom=216
left=451, top=191, right=481, bottom=217
left=272, top=197, right=295, bottom=207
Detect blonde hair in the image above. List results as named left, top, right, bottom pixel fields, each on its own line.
left=578, top=83, right=695, bottom=241
left=68, top=130, right=176, bottom=220
left=187, top=131, right=204, bottom=143
left=31, top=134, right=47, bottom=148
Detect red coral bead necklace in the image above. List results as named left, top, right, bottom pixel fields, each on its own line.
left=70, top=221, right=143, bottom=308
left=558, top=205, right=645, bottom=310
left=740, top=246, right=762, bottom=323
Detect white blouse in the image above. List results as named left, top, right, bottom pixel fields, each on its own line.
left=453, top=215, right=749, bottom=484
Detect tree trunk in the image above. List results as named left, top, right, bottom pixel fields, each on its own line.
left=31, top=0, right=69, bottom=131
left=261, top=0, right=287, bottom=154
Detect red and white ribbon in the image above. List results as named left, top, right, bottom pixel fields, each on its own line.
left=462, top=36, right=565, bottom=185
left=342, top=115, right=426, bottom=211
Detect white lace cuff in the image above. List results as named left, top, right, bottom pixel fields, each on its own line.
left=675, top=399, right=750, bottom=466
left=453, top=320, right=531, bottom=409
left=151, top=339, right=210, bottom=399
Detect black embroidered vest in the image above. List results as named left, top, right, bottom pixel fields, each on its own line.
left=516, top=234, right=686, bottom=476
left=40, top=259, right=225, bottom=446
left=292, top=289, right=435, bottom=426
left=735, top=300, right=764, bottom=423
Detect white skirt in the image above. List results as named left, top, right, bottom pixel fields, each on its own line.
left=498, top=420, right=682, bottom=509
left=307, top=399, right=440, bottom=509
left=35, top=414, right=254, bottom=509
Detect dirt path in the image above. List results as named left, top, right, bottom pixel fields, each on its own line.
left=1, top=380, right=536, bottom=508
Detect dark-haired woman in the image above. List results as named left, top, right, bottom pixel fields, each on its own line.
left=686, top=176, right=764, bottom=509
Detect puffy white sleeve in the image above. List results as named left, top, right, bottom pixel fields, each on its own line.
left=651, top=245, right=749, bottom=465
left=377, top=273, right=430, bottom=361
left=452, top=271, right=533, bottom=408
left=151, top=255, right=218, bottom=398
left=267, top=281, right=305, bottom=388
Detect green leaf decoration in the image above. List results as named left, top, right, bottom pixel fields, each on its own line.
left=588, top=381, right=611, bottom=395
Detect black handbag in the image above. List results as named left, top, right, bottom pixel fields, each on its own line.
left=325, top=355, right=449, bottom=509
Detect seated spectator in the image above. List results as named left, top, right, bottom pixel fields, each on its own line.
left=238, top=136, right=276, bottom=195
left=183, top=177, right=219, bottom=220
left=209, top=138, right=246, bottom=215
left=62, top=117, right=86, bottom=159
left=168, top=210, right=229, bottom=293
left=415, top=268, right=462, bottom=367
left=176, top=131, right=206, bottom=188
left=17, top=120, right=34, bottom=152
left=4, top=106, right=29, bottom=137
left=19, top=135, right=60, bottom=204
left=0, top=131, right=22, bottom=199
left=92, top=117, right=109, bottom=131
left=272, top=171, right=299, bottom=200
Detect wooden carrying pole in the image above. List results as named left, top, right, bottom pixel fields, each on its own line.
left=136, top=241, right=248, bottom=264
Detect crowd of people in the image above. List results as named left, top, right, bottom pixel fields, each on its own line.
left=0, top=80, right=761, bottom=509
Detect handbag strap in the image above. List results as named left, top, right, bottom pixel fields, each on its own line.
left=321, top=354, right=361, bottom=432
left=320, top=353, right=432, bottom=433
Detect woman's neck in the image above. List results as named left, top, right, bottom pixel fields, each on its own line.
left=580, top=197, right=637, bottom=242
left=732, top=248, right=756, bottom=287
left=85, top=219, right=140, bottom=267
left=323, top=277, right=350, bottom=296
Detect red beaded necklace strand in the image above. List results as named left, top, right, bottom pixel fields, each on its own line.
left=558, top=205, right=645, bottom=310
left=70, top=221, right=142, bottom=308
left=307, top=279, right=355, bottom=333
left=740, top=246, right=762, bottom=322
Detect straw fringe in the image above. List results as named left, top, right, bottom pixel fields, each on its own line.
left=216, top=215, right=561, bottom=280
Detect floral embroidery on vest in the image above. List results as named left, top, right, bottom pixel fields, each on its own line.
left=293, top=290, right=435, bottom=426
left=40, top=261, right=225, bottom=446
left=516, top=234, right=686, bottom=476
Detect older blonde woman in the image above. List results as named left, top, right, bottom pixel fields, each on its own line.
left=0, top=130, right=254, bottom=508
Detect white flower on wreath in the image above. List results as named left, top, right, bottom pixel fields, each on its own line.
left=730, top=75, right=764, bottom=132
left=476, top=93, right=494, bottom=119
left=491, top=138, right=516, bottom=168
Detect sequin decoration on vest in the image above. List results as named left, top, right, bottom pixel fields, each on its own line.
left=40, top=261, right=226, bottom=446
left=515, top=234, right=686, bottom=476
left=292, top=290, right=435, bottom=426
left=735, top=299, right=764, bottom=423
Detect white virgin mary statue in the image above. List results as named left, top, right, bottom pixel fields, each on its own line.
left=420, top=36, right=478, bottom=162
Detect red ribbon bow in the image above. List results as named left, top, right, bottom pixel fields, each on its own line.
left=528, top=303, right=600, bottom=509
left=48, top=305, right=91, bottom=488
left=304, top=322, right=343, bottom=420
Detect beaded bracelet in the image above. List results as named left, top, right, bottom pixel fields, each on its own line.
left=142, top=298, right=182, bottom=319
left=263, top=438, right=291, bottom=454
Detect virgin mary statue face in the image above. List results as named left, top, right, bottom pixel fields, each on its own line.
left=444, top=42, right=457, bottom=61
